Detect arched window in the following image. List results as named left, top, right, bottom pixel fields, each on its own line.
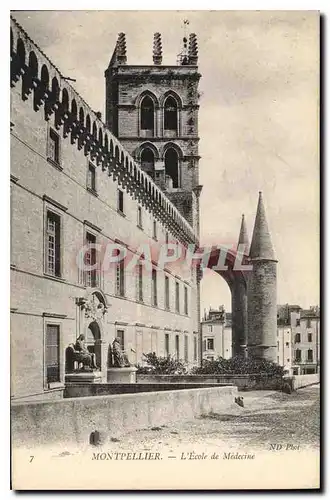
left=164, top=96, right=178, bottom=133
left=140, top=96, right=154, bottom=135
left=141, top=148, right=155, bottom=179
left=165, top=148, right=179, bottom=188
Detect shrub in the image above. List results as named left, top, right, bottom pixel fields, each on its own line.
left=136, top=352, right=187, bottom=375
left=191, top=356, right=284, bottom=377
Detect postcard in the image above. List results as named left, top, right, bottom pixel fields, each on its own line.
left=10, top=10, right=320, bottom=490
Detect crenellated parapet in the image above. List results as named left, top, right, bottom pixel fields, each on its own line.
left=10, top=16, right=198, bottom=246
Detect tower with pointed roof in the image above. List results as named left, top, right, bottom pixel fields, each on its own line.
left=104, top=31, right=202, bottom=237
left=247, top=192, right=277, bottom=361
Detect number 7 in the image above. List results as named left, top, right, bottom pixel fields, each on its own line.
left=29, top=456, right=34, bottom=463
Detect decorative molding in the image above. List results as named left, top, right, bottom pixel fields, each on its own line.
left=42, top=312, right=67, bottom=319
left=84, top=219, right=102, bottom=233
left=115, top=321, right=129, bottom=326
left=43, top=195, right=68, bottom=212
left=10, top=174, right=19, bottom=184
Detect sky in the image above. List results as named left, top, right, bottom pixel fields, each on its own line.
left=11, top=10, right=320, bottom=313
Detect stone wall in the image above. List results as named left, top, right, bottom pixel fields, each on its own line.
left=137, top=374, right=284, bottom=391
left=284, top=373, right=320, bottom=390
left=12, top=385, right=237, bottom=447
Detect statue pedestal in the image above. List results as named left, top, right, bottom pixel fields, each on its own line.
left=107, top=367, right=137, bottom=384
left=65, top=370, right=102, bottom=384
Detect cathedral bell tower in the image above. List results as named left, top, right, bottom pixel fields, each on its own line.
left=105, top=31, right=202, bottom=236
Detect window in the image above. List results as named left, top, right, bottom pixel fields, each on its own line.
left=175, top=281, right=180, bottom=313
left=306, top=318, right=312, bottom=328
left=285, top=342, right=290, bottom=347
left=152, top=269, right=157, bottom=306
left=203, top=339, right=206, bottom=352
left=46, top=210, right=61, bottom=277
left=117, top=189, right=124, bottom=214
left=296, top=319, right=300, bottom=326
left=140, top=96, right=154, bottom=134
left=295, top=349, right=301, bottom=362
left=165, top=148, right=179, bottom=188
left=153, top=220, right=157, bottom=240
left=295, top=333, right=301, bottom=344
left=117, top=330, right=125, bottom=351
left=208, top=325, right=213, bottom=333
left=277, top=341, right=279, bottom=350
left=141, top=148, right=155, bottom=179
left=165, top=276, right=170, bottom=310
left=307, top=349, right=313, bottom=362
left=193, top=335, right=197, bottom=361
left=87, top=163, right=96, bottom=193
left=137, top=206, right=143, bottom=228
left=85, top=232, right=97, bottom=287
left=308, top=333, right=313, bottom=342
left=165, top=231, right=169, bottom=244
left=184, top=286, right=188, bottom=315
left=207, top=338, right=214, bottom=351
left=137, top=262, right=143, bottom=302
left=164, top=96, right=178, bottom=133
left=48, top=128, right=60, bottom=166
left=116, top=259, right=125, bottom=297
left=175, top=335, right=179, bottom=360
left=46, top=324, right=60, bottom=384
left=165, top=333, right=169, bottom=357
left=184, top=335, right=188, bottom=363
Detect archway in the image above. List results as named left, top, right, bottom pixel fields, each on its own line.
left=164, top=148, right=179, bottom=188
left=86, top=320, right=102, bottom=368
left=141, top=147, right=155, bottom=179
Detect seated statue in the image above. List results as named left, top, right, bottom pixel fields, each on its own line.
left=112, top=337, right=131, bottom=367
left=73, top=334, right=97, bottom=370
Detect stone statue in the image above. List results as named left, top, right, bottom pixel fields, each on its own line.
left=73, top=334, right=97, bottom=370
left=111, top=337, right=131, bottom=367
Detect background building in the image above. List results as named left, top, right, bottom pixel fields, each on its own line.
left=10, top=19, right=201, bottom=401
left=201, top=306, right=232, bottom=361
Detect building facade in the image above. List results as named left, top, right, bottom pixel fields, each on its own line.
left=201, top=307, right=232, bottom=361
left=10, top=19, right=201, bottom=401
left=277, top=304, right=320, bottom=375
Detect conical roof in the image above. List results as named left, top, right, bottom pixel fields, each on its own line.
left=249, top=192, right=276, bottom=260
left=237, top=214, right=249, bottom=252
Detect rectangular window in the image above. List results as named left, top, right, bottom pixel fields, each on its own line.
left=175, top=282, right=180, bottom=313
left=165, top=333, right=169, bottom=357
left=308, top=333, right=313, bottom=342
left=48, top=128, right=60, bottom=165
left=209, top=325, right=213, bottom=333
left=85, top=232, right=97, bottom=287
left=184, top=286, right=188, bottom=315
left=87, top=163, right=96, bottom=192
left=46, top=210, right=61, bottom=277
left=165, top=276, right=170, bottom=310
left=46, top=324, right=60, bottom=384
left=295, top=333, right=301, bottom=343
left=152, top=269, right=157, bottom=306
left=184, top=335, right=188, bottom=363
left=137, top=206, right=143, bottom=228
left=207, top=338, right=214, bottom=350
left=165, top=231, right=169, bottom=244
left=277, top=341, right=279, bottom=350
left=175, top=335, right=179, bottom=360
left=306, top=318, right=312, bottom=329
left=153, top=220, right=157, bottom=240
left=116, top=259, right=125, bottom=297
left=193, top=335, right=197, bottom=361
left=296, top=319, right=300, bottom=326
left=137, top=262, right=143, bottom=302
left=117, top=189, right=124, bottom=214
left=203, top=339, right=207, bottom=352
left=295, top=349, right=301, bottom=362
left=307, top=349, right=313, bottom=362
left=117, top=330, right=125, bottom=350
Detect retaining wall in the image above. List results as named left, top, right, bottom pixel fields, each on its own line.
left=12, top=385, right=237, bottom=448
left=284, top=373, right=320, bottom=390
left=137, top=373, right=284, bottom=390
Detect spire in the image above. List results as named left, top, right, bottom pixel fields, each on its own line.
left=237, top=214, right=249, bottom=252
left=153, top=33, right=162, bottom=65
left=188, top=33, right=198, bottom=65
left=249, top=192, right=276, bottom=260
left=109, top=33, right=127, bottom=67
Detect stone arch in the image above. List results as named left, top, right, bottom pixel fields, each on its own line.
left=135, top=141, right=160, bottom=162
left=135, top=89, right=160, bottom=109
left=86, top=114, right=91, bottom=134
left=160, top=90, right=183, bottom=109
left=22, top=50, right=38, bottom=100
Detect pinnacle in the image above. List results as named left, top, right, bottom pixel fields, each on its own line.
left=237, top=214, right=249, bottom=252
left=249, top=192, right=276, bottom=260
